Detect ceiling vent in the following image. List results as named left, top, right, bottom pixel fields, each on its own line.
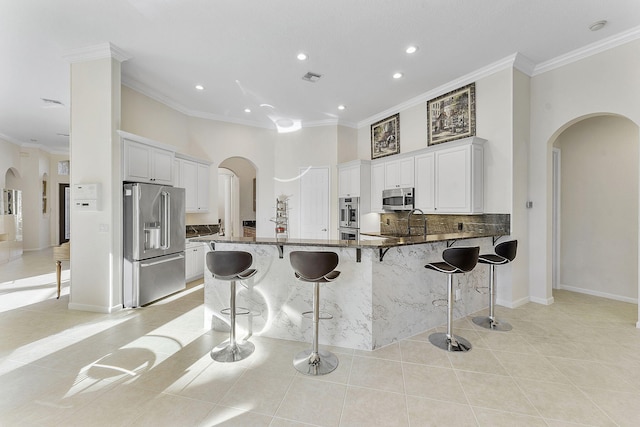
left=302, top=71, right=322, bottom=83
left=41, top=98, right=64, bottom=108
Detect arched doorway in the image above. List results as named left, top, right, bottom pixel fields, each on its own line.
left=551, top=114, right=639, bottom=306
left=218, top=157, right=257, bottom=238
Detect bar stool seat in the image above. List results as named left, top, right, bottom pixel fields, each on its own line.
left=290, top=251, right=340, bottom=376
left=472, top=240, right=517, bottom=331
left=426, top=246, right=479, bottom=352
left=206, top=251, right=257, bottom=362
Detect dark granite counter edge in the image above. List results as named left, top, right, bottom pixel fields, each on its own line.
left=192, top=230, right=507, bottom=249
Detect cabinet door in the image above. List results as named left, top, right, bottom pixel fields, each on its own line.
left=124, top=140, right=152, bottom=182
left=338, top=166, right=359, bottom=197
left=151, top=148, right=174, bottom=185
left=173, top=159, right=181, bottom=187
left=384, top=158, right=414, bottom=189
left=398, top=157, right=415, bottom=188
left=436, top=146, right=471, bottom=212
left=185, top=243, right=196, bottom=280
left=384, top=160, right=400, bottom=189
left=193, top=244, right=205, bottom=279
left=196, top=163, right=210, bottom=211
left=414, top=153, right=435, bottom=211
left=181, top=160, right=198, bottom=212
left=370, top=163, right=385, bottom=212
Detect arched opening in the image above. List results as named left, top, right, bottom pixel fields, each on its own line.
left=550, top=114, right=639, bottom=311
left=218, top=157, right=257, bottom=238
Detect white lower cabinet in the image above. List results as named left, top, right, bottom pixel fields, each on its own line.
left=185, top=241, right=205, bottom=282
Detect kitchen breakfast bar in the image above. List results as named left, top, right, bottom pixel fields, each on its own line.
left=194, top=229, right=508, bottom=351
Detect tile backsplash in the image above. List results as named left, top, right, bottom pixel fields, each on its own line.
left=380, top=213, right=510, bottom=236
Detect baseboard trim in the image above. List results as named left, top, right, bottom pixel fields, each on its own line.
left=68, top=302, right=123, bottom=313
left=529, top=296, right=555, bottom=305
left=558, top=284, right=638, bottom=304
left=496, top=296, right=530, bottom=309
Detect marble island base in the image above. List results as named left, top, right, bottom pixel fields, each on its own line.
left=204, top=239, right=495, bottom=350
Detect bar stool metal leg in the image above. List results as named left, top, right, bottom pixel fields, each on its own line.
left=473, top=265, right=512, bottom=331
left=293, top=281, right=339, bottom=375
left=429, top=273, right=472, bottom=352
left=211, top=280, right=255, bottom=362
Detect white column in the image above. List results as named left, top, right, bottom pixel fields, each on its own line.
left=65, top=43, right=130, bottom=312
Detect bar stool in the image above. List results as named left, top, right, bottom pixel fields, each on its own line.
left=472, top=240, right=517, bottom=331
left=206, top=251, right=256, bottom=362
left=426, top=246, right=480, bottom=352
left=289, top=251, right=340, bottom=375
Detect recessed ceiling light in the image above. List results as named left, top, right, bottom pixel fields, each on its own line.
left=338, top=105, right=346, bottom=110
left=244, top=108, right=251, bottom=113
left=405, top=46, right=418, bottom=54
left=297, top=52, right=308, bottom=61
left=195, top=85, right=204, bottom=91
left=393, top=72, right=403, bottom=79
left=589, top=20, right=607, bottom=31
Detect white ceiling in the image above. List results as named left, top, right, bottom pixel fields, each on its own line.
left=1, top=0, right=639, bottom=152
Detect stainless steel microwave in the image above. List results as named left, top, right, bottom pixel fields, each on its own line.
left=382, top=188, right=414, bottom=211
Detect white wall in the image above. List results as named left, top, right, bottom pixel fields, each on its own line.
left=220, top=157, right=256, bottom=223
left=529, top=39, right=640, bottom=304
left=555, top=115, right=638, bottom=301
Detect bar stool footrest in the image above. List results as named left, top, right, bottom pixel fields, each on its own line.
left=301, top=310, right=333, bottom=320
left=221, top=306, right=251, bottom=316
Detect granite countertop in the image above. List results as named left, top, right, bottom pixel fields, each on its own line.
left=186, top=224, right=219, bottom=239
left=192, top=229, right=506, bottom=249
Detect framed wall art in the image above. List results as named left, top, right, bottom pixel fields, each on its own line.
left=371, top=113, right=400, bottom=159
left=427, top=83, right=476, bottom=146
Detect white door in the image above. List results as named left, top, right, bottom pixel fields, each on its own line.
left=300, top=167, right=329, bottom=239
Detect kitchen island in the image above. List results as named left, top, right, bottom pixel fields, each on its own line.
left=194, top=229, right=508, bottom=350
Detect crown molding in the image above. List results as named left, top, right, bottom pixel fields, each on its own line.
left=533, top=25, right=640, bottom=76
left=357, top=53, right=519, bottom=129
left=63, top=42, right=132, bottom=64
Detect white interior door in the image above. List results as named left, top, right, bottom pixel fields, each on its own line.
left=299, top=167, right=329, bottom=239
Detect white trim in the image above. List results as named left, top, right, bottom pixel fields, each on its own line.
left=357, top=53, right=521, bottom=129
left=529, top=295, right=555, bottom=305
left=558, top=284, right=638, bottom=304
left=533, top=25, right=640, bottom=76
left=68, top=302, right=123, bottom=313
left=63, top=42, right=131, bottom=64
left=116, top=130, right=177, bottom=152
left=552, top=148, right=561, bottom=290
left=496, top=295, right=530, bottom=309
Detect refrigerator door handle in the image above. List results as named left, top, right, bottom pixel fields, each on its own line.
left=140, top=253, right=184, bottom=268
left=161, top=191, right=170, bottom=250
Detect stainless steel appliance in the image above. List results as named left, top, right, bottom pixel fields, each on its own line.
left=382, top=187, right=414, bottom=211
left=339, top=197, right=359, bottom=228
left=123, top=182, right=186, bottom=307
left=338, top=227, right=359, bottom=241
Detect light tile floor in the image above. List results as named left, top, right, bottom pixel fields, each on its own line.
left=1, top=249, right=640, bottom=426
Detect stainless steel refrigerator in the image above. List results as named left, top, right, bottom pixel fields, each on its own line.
left=123, top=182, right=186, bottom=307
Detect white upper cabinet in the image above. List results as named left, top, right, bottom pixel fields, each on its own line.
left=337, top=160, right=371, bottom=212
left=176, top=157, right=210, bottom=213
left=434, top=140, right=484, bottom=213
left=413, top=137, right=485, bottom=214
left=384, top=157, right=414, bottom=189
left=414, top=152, right=436, bottom=211
left=123, top=139, right=174, bottom=185
left=338, top=164, right=361, bottom=197
left=370, top=163, right=385, bottom=212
